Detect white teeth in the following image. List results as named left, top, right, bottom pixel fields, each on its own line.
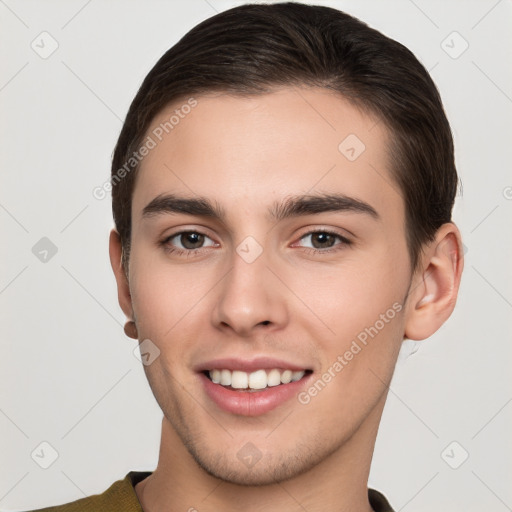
left=207, top=368, right=307, bottom=390
left=248, top=369, right=267, bottom=389
left=267, top=369, right=282, bottom=387
left=211, top=369, right=221, bottom=384
left=231, top=370, right=248, bottom=389
left=291, top=370, right=304, bottom=382
left=280, top=370, right=292, bottom=384
left=220, top=369, right=231, bottom=386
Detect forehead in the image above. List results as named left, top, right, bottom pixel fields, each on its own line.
left=132, top=86, right=402, bottom=224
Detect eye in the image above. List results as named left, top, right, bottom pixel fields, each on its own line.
left=161, top=230, right=217, bottom=256
left=295, top=229, right=352, bottom=253
left=160, top=228, right=351, bottom=258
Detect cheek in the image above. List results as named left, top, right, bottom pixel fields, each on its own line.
left=293, top=250, right=408, bottom=395
left=129, top=254, right=180, bottom=335
left=128, top=251, right=218, bottom=344
left=305, top=300, right=405, bottom=417
left=293, top=251, right=408, bottom=336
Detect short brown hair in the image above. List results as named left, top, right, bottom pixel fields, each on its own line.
left=111, top=2, right=458, bottom=273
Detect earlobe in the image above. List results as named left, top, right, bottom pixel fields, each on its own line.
left=404, top=223, right=464, bottom=341
left=109, top=229, right=135, bottom=323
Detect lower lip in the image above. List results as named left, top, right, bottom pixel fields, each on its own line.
left=199, top=372, right=312, bottom=416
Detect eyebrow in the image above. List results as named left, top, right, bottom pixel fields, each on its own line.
left=142, top=192, right=380, bottom=222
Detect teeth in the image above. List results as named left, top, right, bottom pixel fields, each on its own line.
left=208, top=368, right=306, bottom=390
left=248, top=369, right=267, bottom=389
left=220, top=369, right=232, bottom=386
left=231, top=371, right=248, bottom=389
left=280, top=370, right=292, bottom=384
left=291, top=370, right=304, bottom=382
left=267, top=369, right=281, bottom=387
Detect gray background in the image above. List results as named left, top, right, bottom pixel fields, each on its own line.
left=1, top=0, right=511, bottom=510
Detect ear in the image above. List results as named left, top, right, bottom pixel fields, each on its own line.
left=404, top=223, right=464, bottom=341
left=109, top=229, right=134, bottom=321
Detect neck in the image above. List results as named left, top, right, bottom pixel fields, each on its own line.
left=136, top=397, right=386, bottom=512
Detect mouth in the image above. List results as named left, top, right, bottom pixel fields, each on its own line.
left=196, top=358, right=314, bottom=416
left=203, top=368, right=313, bottom=392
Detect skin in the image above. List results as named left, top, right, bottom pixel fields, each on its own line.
left=109, top=86, right=464, bottom=512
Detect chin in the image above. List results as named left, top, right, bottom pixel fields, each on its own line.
left=185, top=440, right=328, bottom=487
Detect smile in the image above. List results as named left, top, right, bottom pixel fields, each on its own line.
left=206, top=368, right=310, bottom=391
left=197, top=357, right=314, bottom=416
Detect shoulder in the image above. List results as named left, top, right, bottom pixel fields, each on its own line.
left=368, top=488, right=395, bottom=512
left=20, top=471, right=151, bottom=512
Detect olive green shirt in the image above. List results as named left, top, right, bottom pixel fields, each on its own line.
left=24, top=471, right=395, bottom=511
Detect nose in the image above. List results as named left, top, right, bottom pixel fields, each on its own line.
left=212, top=244, right=288, bottom=338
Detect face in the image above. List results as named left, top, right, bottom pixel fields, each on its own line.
left=124, top=87, right=413, bottom=485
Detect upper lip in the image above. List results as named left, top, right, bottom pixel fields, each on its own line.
left=195, top=357, right=311, bottom=373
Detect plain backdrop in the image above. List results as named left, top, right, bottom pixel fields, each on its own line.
left=1, top=1, right=511, bottom=511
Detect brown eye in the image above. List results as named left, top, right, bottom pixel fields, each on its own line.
left=298, top=231, right=350, bottom=251
left=179, top=232, right=205, bottom=249
left=309, top=232, right=337, bottom=249
left=162, top=230, right=217, bottom=256
left=295, top=229, right=352, bottom=254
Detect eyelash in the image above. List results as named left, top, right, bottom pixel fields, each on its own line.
left=160, top=229, right=352, bottom=258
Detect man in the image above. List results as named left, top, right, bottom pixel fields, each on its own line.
left=25, top=2, right=463, bottom=511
